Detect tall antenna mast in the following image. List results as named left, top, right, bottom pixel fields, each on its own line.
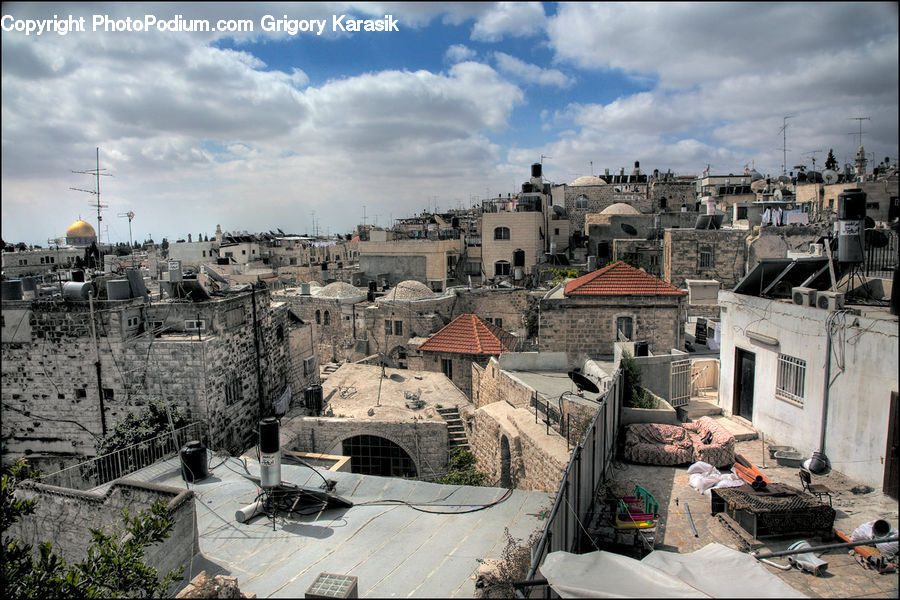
left=847, top=116, right=870, bottom=148
left=804, top=150, right=823, bottom=172
left=777, top=115, right=794, bottom=176
left=118, top=210, right=135, bottom=267
left=70, top=147, right=111, bottom=244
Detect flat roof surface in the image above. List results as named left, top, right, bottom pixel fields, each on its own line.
left=312, top=363, right=470, bottom=421
left=125, top=457, right=552, bottom=598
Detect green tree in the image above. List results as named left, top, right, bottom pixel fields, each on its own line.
left=825, top=148, right=838, bottom=172
left=439, top=448, right=487, bottom=486
left=1, top=459, right=183, bottom=598
left=619, top=351, right=657, bottom=409
left=97, top=399, right=189, bottom=456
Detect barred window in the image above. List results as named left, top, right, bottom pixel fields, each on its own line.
left=575, top=194, right=588, bottom=209
left=494, top=226, right=510, bottom=240
left=699, top=245, right=713, bottom=268
left=776, top=354, right=806, bottom=404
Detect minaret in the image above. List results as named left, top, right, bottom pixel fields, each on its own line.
left=855, top=146, right=867, bottom=182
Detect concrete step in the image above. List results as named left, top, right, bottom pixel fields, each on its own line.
left=710, top=414, right=758, bottom=442
left=684, top=399, right=723, bottom=420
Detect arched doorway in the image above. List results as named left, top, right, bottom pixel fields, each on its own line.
left=500, top=435, right=511, bottom=488
left=341, top=435, right=417, bottom=478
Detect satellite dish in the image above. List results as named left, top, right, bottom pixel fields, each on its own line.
left=774, top=189, right=783, bottom=201
left=777, top=175, right=790, bottom=185
left=620, top=223, right=638, bottom=235
left=823, top=169, right=838, bottom=185
left=568, top=371, right=600, bottom=394
left=865, top=216, right=876, bottom=229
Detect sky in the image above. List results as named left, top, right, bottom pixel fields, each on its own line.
left=1, top=2, right=898, bottom=246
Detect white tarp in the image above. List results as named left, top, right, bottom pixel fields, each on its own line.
left=539, top=543, right=806, bottom=598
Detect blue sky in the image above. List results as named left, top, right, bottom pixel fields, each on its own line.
left=2, top=2, right=898, bottom=245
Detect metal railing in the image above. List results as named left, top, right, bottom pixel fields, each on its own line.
left=518, top=369, right=623, bottom=598
left=37, top=422, right=207, bottom=491
left=865, top=229, right=897, bottom=278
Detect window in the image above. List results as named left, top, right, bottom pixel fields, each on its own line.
left=554, top=228, right=560, bottom=236
left=494, top=318, right=502, bottom=328
left=699, top=245, right=713, bottom=268
left=575, top=194, right=588, bottom=209
left=441, top=358, right=453, bottom=379
left=315, top=310, right=321, bottom=324
left=616, top=316, right=633, bottom=341
left=866, top=202, right=879, bottom=210
left=202, top=251, right=206, bottom=257
left=776, top=354, right=806, bottom=404
left=126, top=316, right=140, bottom=328
left=225, top=376, right=243, bottom=405
left=75, top=388, right=87, bottom=399
left=385, top=319, right=393, bottom=335
left=494, top=260, right=511, bottom=276
left=18, top=259, right=27, bottom=266
left=494, top=226, right=510, bottom=240
left=225, top=251, right=233, bottom=258
left=242, top=250, right=246, bottom=255
left=393, top=321, right=403, bottom=336
left=323, top=310, right=330, bottom=326
left=185, top=319, right=206, bottom=331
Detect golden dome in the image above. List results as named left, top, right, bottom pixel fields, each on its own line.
left=67, top=219, right=96, bottom=238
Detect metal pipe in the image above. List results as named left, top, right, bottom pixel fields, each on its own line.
left=685, top=503, right=698, bottom=537
left=752, top=536, right=899, bottom=560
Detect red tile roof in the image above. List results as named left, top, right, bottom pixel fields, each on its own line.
left=564, top=261, right=685, bottom=296
left=418, top=314, right=517, bottom=355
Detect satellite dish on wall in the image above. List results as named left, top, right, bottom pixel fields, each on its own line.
left=620, top=223, right=638, bottom=236
left=823, top=170, right=838, bottom=185
left=568, top=371, right=600, bottom=394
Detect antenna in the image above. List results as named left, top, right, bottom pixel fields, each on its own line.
left=847, top=116, right=870, bottom=148
left=777, top=115, right=794, bottom=176
left=70, top=147, right=111, bottom=244
left=541, top=154, right=552, bottom=165
left=118, top=210, right=135, bottom=266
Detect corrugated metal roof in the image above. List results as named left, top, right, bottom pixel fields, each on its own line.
left=418, top=314, right=517, bottom=355
left=118, top=457, right=551, bottom=598
left=565, top=261, right=685, bottom=296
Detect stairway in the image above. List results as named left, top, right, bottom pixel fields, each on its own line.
left=681, top=399, right=758, bottom=442
left=319, top=362, right=341, bottom=383
left=437, top=406, right=469, bottom=450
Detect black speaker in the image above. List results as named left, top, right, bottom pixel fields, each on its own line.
left=838, top=189, right=867, bottom=220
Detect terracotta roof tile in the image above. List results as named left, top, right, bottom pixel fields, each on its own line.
left=418, top=314, right=517, bottom=355
left=564, top=261, right=685, bottom=296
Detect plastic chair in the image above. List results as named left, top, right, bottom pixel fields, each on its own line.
left=798, top=469, right=833, bottom=506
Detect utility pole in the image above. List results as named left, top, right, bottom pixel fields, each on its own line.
left=777, top=115, right=794, bottom=176
left=70, top=147, right=111, bottom=244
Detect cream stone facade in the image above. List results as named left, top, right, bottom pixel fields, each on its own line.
left=481, top=211, right=543, bottom=279
left=358, top=238, right=463, bottom=291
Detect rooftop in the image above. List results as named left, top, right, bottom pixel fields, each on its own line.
left=564, top=261, right=686, bottom=297
left=118, top=456, right=553, bottom=598
left=418, top=314, right=518, bottom=355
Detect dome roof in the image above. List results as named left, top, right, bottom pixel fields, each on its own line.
left=571, top=175, right=607, bottom=187
left=599, top=202, right=640, bottom=215
left=318, top=281, right=365, bottom=299
left=377, top=280, right=435, bottom=302
left=67, top=219, right=96, bottom=238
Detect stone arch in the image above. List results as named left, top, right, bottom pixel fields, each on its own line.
left=329, top=431, right=418, bottom=478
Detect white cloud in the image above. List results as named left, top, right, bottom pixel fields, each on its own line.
left=471, top=2, right=546, bottom=42
left=446, top=44, right=476, bottom=63
left=493, top=52, right=573, bottom=87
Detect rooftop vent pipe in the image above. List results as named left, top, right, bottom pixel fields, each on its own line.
left=259, top=417, right=281, bottom=488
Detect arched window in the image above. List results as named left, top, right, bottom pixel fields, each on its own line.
left=575, top=194, right=589, bottom=209
left=494, top=226, right=510, bottom=240
left=494, top=260, right=511, bottom=276
left=342, top=435, right=417, bottom=477
left=323, top=310, right=330, bottom=326
left=315, top=310, right=321, bottom=324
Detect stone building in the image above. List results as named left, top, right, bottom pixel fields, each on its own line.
left=1, top=284, right=293, bottom=467
left=662, top=228, right=749, bottom=289
left=417, top=314, right=518, bottom=398
left=358, top=238, right=463, bottom=292
left=1, top=246, right=85, bottom=278
left=278, top=363, right=470, bottom=481
left=794, top=179, right=899, bottom=223
left=538, top=261, right=686, bottom=361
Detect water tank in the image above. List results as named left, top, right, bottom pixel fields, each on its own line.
left=368, top=280, right=377, bottom=292
left=300, top=282, right=311, bottom=295
left=513, top=249, right=526, bottom=268
left=305, top=384, right=324, bottom=414
left=587, top=256, right=597, bottom=271
left=179, top=440, right=209, bottom=483
left=531, top=163, right=542, bottom=178
left=2, top=280, right=23, bottom=300
left=107, top=279, right=132, bottom=300
left=63, top=281, right=93, bottom=301
left=71, top=269, right=85, bottom=282
left=513, top=267, right=524, bottom=280
left=837, top=189, right=866, bottom=263
left=21, top=277, right=37, bottom=292
left=521, top=183, right=534, bottom=193
left=259, top=418, right=281, bottom=488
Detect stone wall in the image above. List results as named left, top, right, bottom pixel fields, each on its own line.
left=538, top=294, right=685, bottom=361
left=564, top=184, right=653, bottom=234
left=650, top=180, right=698, bottom=213
left=419, top=352, right=490, bottom=399
left=279, top=416, right=450, bottom=481
left=9, top=479, right=197, bottom=595
left=1, top=289, right=291, bottom=460
left=747, top=225, right=825, bottom=270
left=663, top=228, right=748, bottom=289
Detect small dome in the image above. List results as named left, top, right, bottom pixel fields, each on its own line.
left=599, top=202, right=640, bottom=215
left=377, top=280, right=435, bottom=302
left=318, top=281, right=365, bottom=299
left=66, top=219, right=96, bottom=238
left=571, top=175, right=607, bottom=186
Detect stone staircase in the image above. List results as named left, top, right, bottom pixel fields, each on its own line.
left=437, top=406, right=469, bottom=450
left=681, top=398, right=758, bottom=442
left=319, top=362, right=342, bottom=383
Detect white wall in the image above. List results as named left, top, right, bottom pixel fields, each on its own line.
left=718, top=290, right=898, bottom=488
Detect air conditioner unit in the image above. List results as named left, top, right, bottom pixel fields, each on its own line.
left=792, top=286, right=817, bottom=307
left=816, top=290, right=845, bottom=311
